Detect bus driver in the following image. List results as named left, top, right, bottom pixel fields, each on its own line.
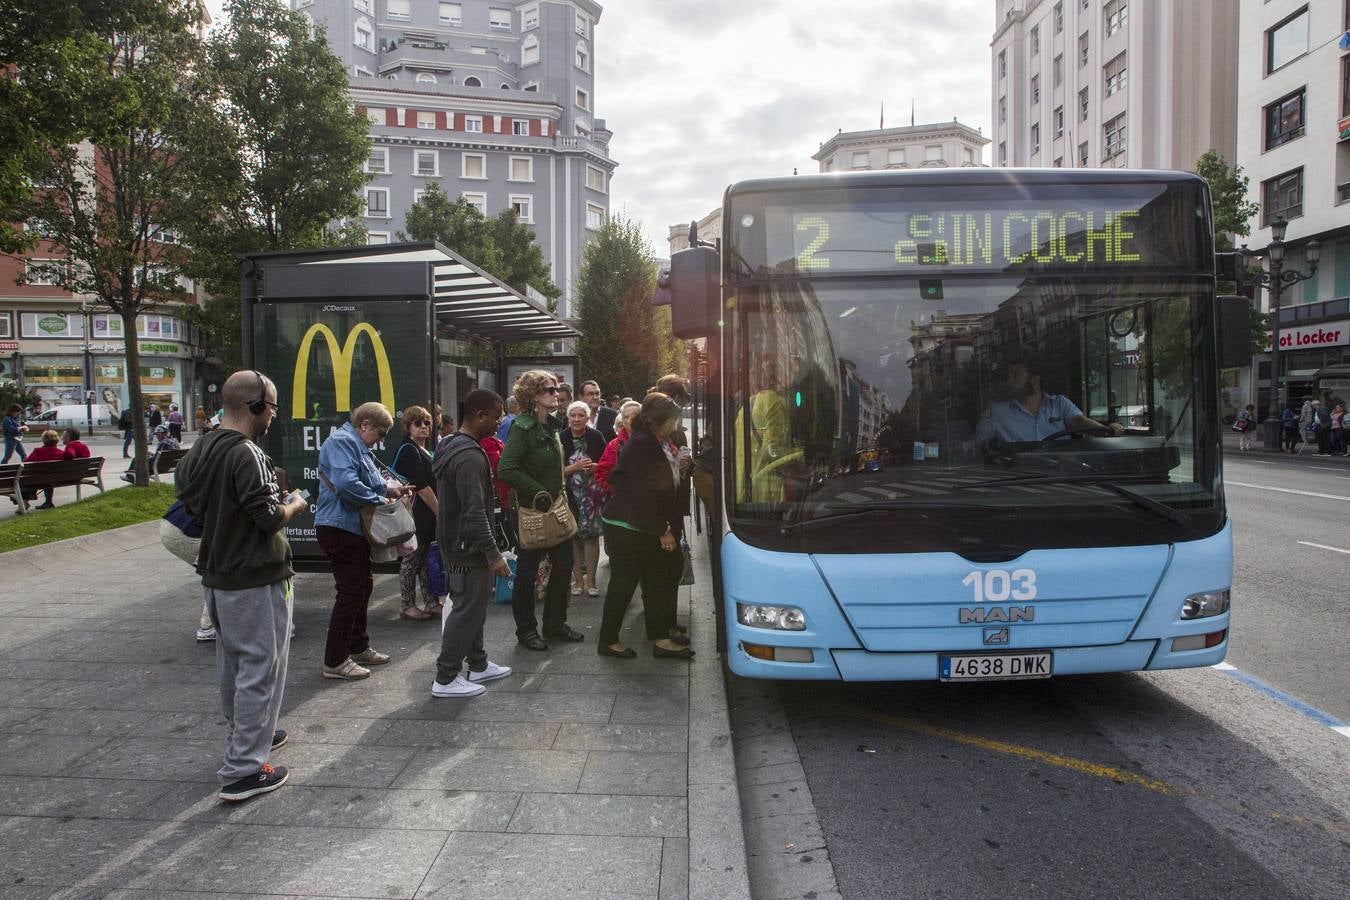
left=975, top=351, right=1122, bottom=447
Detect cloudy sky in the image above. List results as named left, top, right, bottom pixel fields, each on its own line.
left=205, top=0, right=996, bottom=254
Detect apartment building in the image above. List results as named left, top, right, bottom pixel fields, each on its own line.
left=297, top=0, right=615, bottom=316
left=812, top=120, right=989, bottom=172
left=990, top=0, right=1238, bottom=170
left=1237, top=0, right=1350, bottom=412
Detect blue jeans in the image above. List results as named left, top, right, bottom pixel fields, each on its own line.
left=511, top=538, right=574, bottom=639
left=2, top=437, right=25, bottom=464
left=122, top=429, right=133, bottom=456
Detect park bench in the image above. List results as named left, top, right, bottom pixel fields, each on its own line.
left=12, top=457, right=106, bottom=513
left=0, top=463, right=22, bottom=507
left=152, top=447, right=190, bottom=481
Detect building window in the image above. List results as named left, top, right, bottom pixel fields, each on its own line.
left=1103, top=112, right=1127, bottom=161
left=1266, top=6, right=1309, bottom=74
left=522, top=34, right=539, bottom=66
left=1104, top=52, right=1127, bottom=97
left=1031, top=74, right=1040, bottom=105
left=998, top=141, right=1007, bottom=165
left=149, top=224, right=179, bottom=245
left=1079, top=31, right=1089, bottom=66
left=460, top=192, right=486, bottom=214
left=513, top=119, right=530, bottom=136
left=354, top=17, right=373, bottom=51
left=1104, top=0, right=1127, bottom=37
left=1264, top=88, right=1305, bottom=150
left=998, top=96, right=1006, bottom=123
left=414, top=149, right=439, bottom=176
left=887, top=148, right=907, bottom=167
left=23, top=260, right=65, bottom=287
left=998, top=49, right=1007, bottom=79
left=576, top=41, right=589, bottom=72
left=1030, top=123, right=1040, bottom=154
left=1053, top=54, right=1063, bottom=87
left=1030, top=25, right=1040, bottom=56
left=91, top=314, right=123, bottom=338
left=1053, top=157, right=1064, bottom=167
left=353, top=65, right=372, bottom=77
left=367, top=231, right=389, bottom=246
left=924, top=145, right=942, bottom=162
left=576, top=12, right=589, bottom=37
left=1079, top=87, right=1089, bottom=121
left=366, top=147, right=388, bottom=174
left=416, top=111, right=435, bottom=129
left=416, top=72, right=436, bottom=84
left=365, top=106, right=385, bottom=125
left=1078, top=141, right=1089, bottom=166
left=23, top=312, right=85, bottom=337
left=1054, top=106, right=1064, bottom=138
left=522, top=4, right=539, bottom=29
left=387, top=0, right=410, bottom=20
left=1054, top=2, right=1063, bottom=33
left=488, top=7, right=511, bottom=29
left=1261, top=169, right=1303, bottom=225
left=851, top=151, right=870, bottom=170
left=523, top=81, right=538, bottom=92
left=509, top=156, right=533, bottom=181
left=586, top=164, right=606, bottom=191
left=963, top=147, right=975, bottom=165
left=586, top=202, right=605, bottom=230
left=462, top=153, right=486, bottom=179
left=509, top=194, right=533, bottom=223
left=462, top=76, right=482, bottom=88
left=1344, top=55, right=1350, bottom=118
left=354, top=0, right=370, bottom=11
left=575, top=88, right=589, bottom=111
left=439, top=2, right=461, bottom=26
left=365, top=187, right=389, bottom=218
left=465, top=115, right=484, bottom=132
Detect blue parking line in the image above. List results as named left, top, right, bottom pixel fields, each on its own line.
left=1214, top=663, right=1348, bottom=734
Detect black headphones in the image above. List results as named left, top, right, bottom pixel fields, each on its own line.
left=248, top=371, right=268, bottom=415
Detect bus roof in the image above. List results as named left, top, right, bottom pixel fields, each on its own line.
left=724, top=167, right=1208, bottom=201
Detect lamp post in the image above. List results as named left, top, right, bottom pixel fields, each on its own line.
left=1240, top=216, right=1320, bottom=449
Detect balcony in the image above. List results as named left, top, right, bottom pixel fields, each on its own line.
left=377, top=40, right=519, bottom=82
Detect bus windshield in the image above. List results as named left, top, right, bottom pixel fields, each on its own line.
left=726, top=275, right=1223, bottom=555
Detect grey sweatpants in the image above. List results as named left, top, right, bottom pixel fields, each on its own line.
left=435, top=567, right=493, bottom=682
left=206, top=579, right=293, bottom=785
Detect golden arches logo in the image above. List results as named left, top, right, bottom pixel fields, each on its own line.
left=291, top=323, right=395, bottom=418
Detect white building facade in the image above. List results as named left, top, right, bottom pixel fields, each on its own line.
left=812, top=121, right=989, bottom=172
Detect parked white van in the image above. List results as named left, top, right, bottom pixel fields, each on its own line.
left=29, top=404, right=117, bottom=428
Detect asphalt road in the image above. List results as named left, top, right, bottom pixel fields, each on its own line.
left=748, top=450, right=1350, bottom=900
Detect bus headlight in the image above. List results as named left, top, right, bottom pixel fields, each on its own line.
left=1180, top=590, right=1229, bottom=620
left=737, top=603, right=807, bottom=631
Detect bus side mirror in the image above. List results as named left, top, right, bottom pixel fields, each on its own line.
left=1216, top=295, right=1250, bottom=370
left=664, top=245, right=719, bottom=339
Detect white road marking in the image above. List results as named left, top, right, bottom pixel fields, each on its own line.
left=1212, top=662, right=1237, bottom=671
left=1225, top=481, right=1350, bottom=502
left=1297, top=541, right=1350, bottom=555
left=1336, top=726, right=1350, bottom=739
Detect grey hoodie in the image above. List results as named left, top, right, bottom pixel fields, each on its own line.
left=431, top=432, right=504, bottom=570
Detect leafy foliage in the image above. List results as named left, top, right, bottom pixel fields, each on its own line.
left=1195, top=150, right=1258, bottom=253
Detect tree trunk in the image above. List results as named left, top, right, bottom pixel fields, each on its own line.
left=123, top=309, right=151, bottom=487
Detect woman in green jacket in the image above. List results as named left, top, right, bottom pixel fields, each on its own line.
left=498, top=369, right=582, bottom=650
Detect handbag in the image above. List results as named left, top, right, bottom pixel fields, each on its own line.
left=679, top=538, right=695, bottom=586
left=493, top=553, right=518, bottom=605
left=318, top=461, right=417, bottom=549
left=516, top=450, right=577, bottom=550
left=426, top=541, right=448, bottom=597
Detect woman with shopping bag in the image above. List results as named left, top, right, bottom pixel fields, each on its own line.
left=391, top=405, right=444, bottom=621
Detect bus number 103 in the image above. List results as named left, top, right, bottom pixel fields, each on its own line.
left=962, top=569, right=1037, bottom=602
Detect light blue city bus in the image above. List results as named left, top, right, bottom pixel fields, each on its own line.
left=666, top=169, right=1249, bottom=681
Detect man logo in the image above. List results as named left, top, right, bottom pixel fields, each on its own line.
left=292, top=323, right=395, bottom=418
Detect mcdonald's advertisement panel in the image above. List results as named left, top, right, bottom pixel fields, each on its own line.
left=256, top=300, right=433, bottom=562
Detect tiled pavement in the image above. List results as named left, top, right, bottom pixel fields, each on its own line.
left=0, top=522, right=749, bottom=899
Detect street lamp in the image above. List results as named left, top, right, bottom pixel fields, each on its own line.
left=1239, top=215, right=1319, bottom=449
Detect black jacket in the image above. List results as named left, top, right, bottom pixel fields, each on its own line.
left=432, top=432, right=503, bottom=570
left=603, top=429, right=684, bottom=538
left=174, top=429, right=293, bottom=590
left=593, top=405, right=618, bottom=443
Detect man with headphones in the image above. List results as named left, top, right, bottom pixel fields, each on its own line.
left=175, top=370, right=308, bottom=802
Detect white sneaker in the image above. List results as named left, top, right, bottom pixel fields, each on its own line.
left=195, top=626, right=216, bottom=642
left=466, top=661, right=512, bottom=684
left=430, top=674, right=486, bottom=698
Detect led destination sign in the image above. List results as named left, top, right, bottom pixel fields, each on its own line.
left=748, top=185, right=1205, bottom=275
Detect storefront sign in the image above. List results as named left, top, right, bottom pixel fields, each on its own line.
left=38, top=315, right=69, bottom=334
left=139, top=341, right=181, bottom=354
left=0, top=341, right=17, bottom=351
left=1278, top=321, right=1349, bottom=350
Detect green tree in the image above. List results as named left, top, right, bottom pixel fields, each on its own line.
left=1195, top=149, right=1268, bottom=356
left=3, top=0, right=231, bottom=485
left=574, top=215, right=667, bottom=397
left=179, top=0, right=371, bottom=368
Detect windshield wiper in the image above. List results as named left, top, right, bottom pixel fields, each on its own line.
left=780, top=499, right=993, bottom=533
left=957, top=472, right=1191, bottom=528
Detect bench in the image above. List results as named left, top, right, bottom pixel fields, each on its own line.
left=13, top=457, right=106, bottom=513
left=152, top=447, right=190, bottom=481
left=0, top=463, right=22, bottom=506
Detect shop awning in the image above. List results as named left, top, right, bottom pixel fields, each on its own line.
left=248, top=241, right=577, bottom=342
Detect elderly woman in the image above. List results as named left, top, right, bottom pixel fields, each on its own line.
left=391, top=405, right=442, bottom=621
left=23, top=430, right=66, bottom=509
left=594, top=399, right=641, bottom=497
left=562, top=400, right=607, bottom=597
left=498, top=370, right=582, bottom=650
left=596, top=393, right=692, bottom=660
left=316, top=401, right=411, bottom=680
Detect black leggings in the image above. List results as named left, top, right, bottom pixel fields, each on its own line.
left=598, top=522, right=681, bottom=646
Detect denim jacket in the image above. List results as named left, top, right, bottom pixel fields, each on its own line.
left=315, top=422, right=387, bottom=537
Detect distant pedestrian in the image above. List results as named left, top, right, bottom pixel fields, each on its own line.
left=1235, top=404, right=1255, bottom=452
left=174, top=370, right=307, bottom=802
left=1314, top=401, right=1332, bottom=456
left=148, top=403, right=162, bottom=431
left=1330, top=403, right=1346, bottom=457
left=391, top=405, right=442, bottom=621
left=2, top=404, right=28, bottom=463
left=195, top=407, right=207, bottom=433
left=430, top=389, right=514, bottom=698
left=117, top=407, right=135, bottom=457
left=123, top=424, right=180, bottom=482
left=61, top=428, right=90, bottom=460
left=594, top=400, right=641, bottom=499
left=478, top=419, right=515, bottom=550
left=168, top=404, right=184, bottom=441
left=1282, top=405, right=1299, bottom=453
left=495, top=396, right=518, bottom=443
left=563, top=400, right=606, bottom=597
left=580, top=380, right=617, bottom=442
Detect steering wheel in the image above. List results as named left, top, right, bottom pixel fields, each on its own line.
left=1038, top=424, right=1114, bottom=443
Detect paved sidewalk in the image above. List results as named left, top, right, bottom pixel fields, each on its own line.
left=0, top=523, right=749, bottom=899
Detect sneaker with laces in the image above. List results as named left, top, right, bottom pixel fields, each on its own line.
left=466, top=661, right=512, bottom=683
left=270, top=729, right=287, bottom=750
left=430, top=674, right=486, bottom=698
left=323, top=658, right=371, bottom=680
left=350, top=648, right=390, bottom=666
left=218, top=764, right=288, bottom=802
left=195, top=626, right=217, bottom=642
